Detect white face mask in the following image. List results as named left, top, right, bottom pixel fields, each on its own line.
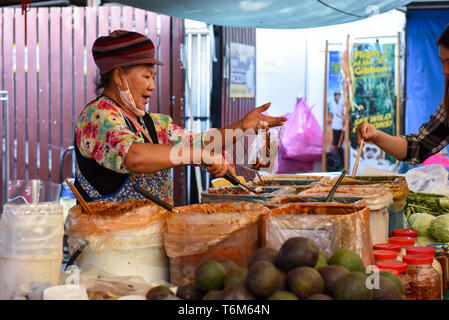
left=118, top=77, right=145, bottom=117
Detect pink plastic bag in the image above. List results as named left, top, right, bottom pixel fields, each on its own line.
left=279, top=98, right=322, bottom=163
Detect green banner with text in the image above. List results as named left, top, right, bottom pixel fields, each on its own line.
left=349, top=42, right=396, bottom=173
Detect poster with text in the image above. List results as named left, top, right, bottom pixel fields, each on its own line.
left=349, top=42, right=396, bottom=175
left=230, top=42, right=256, bottom=98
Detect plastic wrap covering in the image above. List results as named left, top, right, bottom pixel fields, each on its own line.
left=65, top=200, right=167, bottom=253
left=65, top=200, right=169, bottom=284
left=65, top=266, right=153, bottom=300
left=261, top=203, right=373, bottom=267
left=0, top=203, right=64, bottom=300
left=165, top=202, right=269, bottom=286
left=298, top=186, right=393, bottom=244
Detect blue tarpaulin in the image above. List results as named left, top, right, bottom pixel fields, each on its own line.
left=405, top=9, right=449, bottom=135
left=114, top=0, right=411, bottom=29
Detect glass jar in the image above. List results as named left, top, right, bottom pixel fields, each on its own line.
left=389, top=236, right=416, bottom=259
left=402, top=254, right=441, bottom=300
left=406, top=247, right=443, bottom=298
left=376, top=260, right=408, bottom=287
left=373, top=243, right=401, bottom=254
left=374, top=250, right=398, bottom=265
left=392, top=228, right=418, bottom=239
left=427, top=243, right=449, bottom=294
left=378, top=268, right=400, bottom=277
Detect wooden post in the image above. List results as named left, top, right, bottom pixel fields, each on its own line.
left=322, top=40, right=329, bottom=172
left=396, top=31, right=401, bottom=136
left=344, top=35, right=351, bottom=171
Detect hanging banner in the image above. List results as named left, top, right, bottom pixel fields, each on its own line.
left=325, top=50, right=346, bottom=171
left=349, top=42, right=397, bottom=174
left=229, top=42, right=256, bottom=98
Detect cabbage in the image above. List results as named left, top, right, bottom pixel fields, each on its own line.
left=408, top=212, right=435, bottom=237
left=429, top=214, right=449, bottom=242
left=416, top=235, right=438, bottom=246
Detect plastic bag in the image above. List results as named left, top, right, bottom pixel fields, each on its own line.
left=279, top=98, right=322, bottom=163
left=405, top=164, right=449, bottom=195
left=247, top=127, right=281, bottom=174
left=261, top=203, right=373, bottom=267
left=66, top=266, right=153, bottom=300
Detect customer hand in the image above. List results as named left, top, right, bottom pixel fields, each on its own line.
left=355, top=121, right=379, bottom=144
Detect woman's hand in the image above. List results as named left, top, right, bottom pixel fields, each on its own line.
left=241, top=102, right=287, bottom=132
left=202, top=151, right=236, bottom=178
left=355, top=121, right=379, bottom=144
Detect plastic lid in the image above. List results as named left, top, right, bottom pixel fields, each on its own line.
left=392, top=228, right=418, bottom=238
left=373, top=250, right=398, bottom=260
left=376, top=260, right=408, bottom=273
left=402, top=254, right=434, bottom=265
left=388, top=236, right=415, bottom=246
left=373, top=243, right=401, bottom=253
left=378, top=268, right=400, bottom=277
left=406, top=246, right=435, bottom=256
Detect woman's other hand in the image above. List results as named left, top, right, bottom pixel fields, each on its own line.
left=241, top=102, right=287, bottom=132
left=355, top=121, right=379, bottom=144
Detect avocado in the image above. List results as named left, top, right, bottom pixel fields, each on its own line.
left=247, top=247, right=278, bottom=268
left=333, top=272, right=373, bottom=300
left=267, top=290, right=299, bottom=300
left=153, top=294, right=182, bottom=300
left=287, top=266, right=324, bottom=299
left=218, top=259, right=239, bottom=273
left=245, top=261, right=285, bottom=298
left=318, top=265, right=350, bottom=295
left=313, top=251, right=328, bottom=270
left=224, top=267, right=248, bottom=288
left=195, top=260, right=227, bottom=292
left=275, top=237, right=320, bottom=272
left=328, top=248, right=364, bottom=272
left=202, top=290, right=223, bottom=300
left=306, top=293, right=334, bottom=300
left=146, top=285, right=174, bottom=300
left=220, top=284, right=256, bottom=300
left=373, top=276, right=404, bottom=300
left=379, top=271, right=404, bottom=294
left=176, top=283, right=204, bottom=300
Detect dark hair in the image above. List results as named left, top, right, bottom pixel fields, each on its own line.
left=437, top=24, right=449, bottom=48
left=94, top=64, right=154, bottom=95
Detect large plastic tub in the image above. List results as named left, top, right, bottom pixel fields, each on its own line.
left=164, top=202, right=269, bottom=286
left=315, top=176, right=409, bottom=236
left=298, top=186, right=393, bottom=244
left=262, top=202, right=373, bottom=267
left=66, top=200, right=169, bottom=285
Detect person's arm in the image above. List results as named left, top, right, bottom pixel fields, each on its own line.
left=356, top=125, right=408, bottom=160
left=356, top=103, right=449, bottom=164
left=125, top=143, right=234, bottom=177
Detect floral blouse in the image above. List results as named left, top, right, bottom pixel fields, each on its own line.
left=75, top=96, right=204, bottom=201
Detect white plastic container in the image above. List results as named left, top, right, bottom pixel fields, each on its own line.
left=300, top=185, right=393, bottom=244
left=0, top=202, right=64, bottom=300
left=72, top=220, right=169, bottom=285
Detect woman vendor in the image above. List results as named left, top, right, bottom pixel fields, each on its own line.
left=74, top=30, right=286, bottom=202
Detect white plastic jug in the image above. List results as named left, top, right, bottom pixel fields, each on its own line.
left=0, top=201, right=64, bottom=300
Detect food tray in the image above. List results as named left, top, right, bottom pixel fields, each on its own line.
left=201, top=186, right=283, bottom=203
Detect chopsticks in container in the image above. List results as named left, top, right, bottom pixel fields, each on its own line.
left=65, top=179, right=94, bottom=215
left=351, top=139, right=364, bottom=179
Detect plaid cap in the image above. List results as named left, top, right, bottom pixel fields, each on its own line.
left=92, top=30, right=163, bottom=75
